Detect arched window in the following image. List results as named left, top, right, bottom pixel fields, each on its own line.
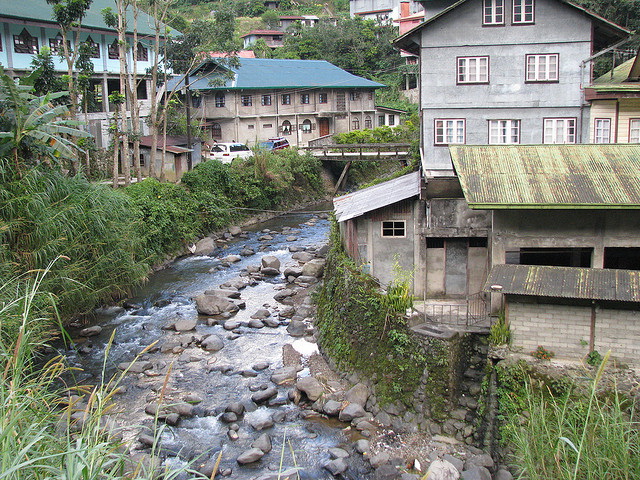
left=212, top=123, right=222, bottom=139
left=364, top=116, right=372, bottom=129
left=301, top=119, right=312, bottom=133
left=215, top=92, right=225, bottom=108
left=108, top=39, right=119, bottom=59
left=352, top=117, right=360, bottom=131
left=191, top=95, right=201, bottom=108
left=136, top=42, right=148, bottom=62
left=14, top=28, right=38, bottom=54
left=84, top=36, right=100, bottom=58
left=282, top=120, right=292, bottom=135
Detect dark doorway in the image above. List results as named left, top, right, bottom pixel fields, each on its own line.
left=506, top=247, right=592, bottom=267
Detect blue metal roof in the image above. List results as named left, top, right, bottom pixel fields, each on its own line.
left=167, top=58, right=385, bottom=91
left=0, top=0, right=173, bottom=37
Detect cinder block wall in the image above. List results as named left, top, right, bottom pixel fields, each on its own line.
left=508, top=301, right=640, bottom=367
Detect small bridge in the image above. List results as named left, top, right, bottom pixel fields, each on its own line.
left=300, top=143, right=412, bottom=193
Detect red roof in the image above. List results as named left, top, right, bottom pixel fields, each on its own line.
left=207, top=50, right=256, bottom=58
left=280, top=15, right=304, bottom=19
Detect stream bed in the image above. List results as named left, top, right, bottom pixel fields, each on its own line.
left=61, top=208, right=373, bottom=479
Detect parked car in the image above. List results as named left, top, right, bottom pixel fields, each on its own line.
left=258, top=137, right=290, bottom=151
left=209, top=142, right=253, bottom=163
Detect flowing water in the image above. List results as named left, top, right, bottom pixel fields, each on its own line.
left=61, top=206, right=372, bottom=479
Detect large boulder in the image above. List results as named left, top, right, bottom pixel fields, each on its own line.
left=193, top=237, right=216, bottom=256
left=261, top=256, right=281, bottom=271
left=338, top=403, right=366, bottom=422
left=296, top=377, right=324, bottom=401
left=173, top=317, right=198, bottom=332
left=201, top=334, right=224, bottom=352
left=424, top=460, right=461, bottom=480
left=229, top=226, right=242, bottom=236
left=236, top=448, right=264, bottom=464
left=252, top=433, right=272, bottom=453
left=292, top=252, right=314, bottom=262
left=271, top=366, right=298, bottom=385
left=301, top=259, right=326, bottom=278
left=345, top=383, right=370, bottom=407
left=195, top=293, right=239, bottom=316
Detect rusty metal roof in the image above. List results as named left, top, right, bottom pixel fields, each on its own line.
left=450, top=144, right=640, bottom=209
left=484, top=264, right=640, bottom=303
left=333, top=171, right=421, bottom=222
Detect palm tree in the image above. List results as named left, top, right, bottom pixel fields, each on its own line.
left=0, top=68, right=90, bottom=174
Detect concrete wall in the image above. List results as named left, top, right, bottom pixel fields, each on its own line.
left=196, top=88, right=377, bottom=146
left=508, top=298, right=640, bottom=367
left=419, top=0, right=593, bottom=172
left=491, top=210, right=640, bottom=268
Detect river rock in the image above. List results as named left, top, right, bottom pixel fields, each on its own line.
left=252, top=433, right=272, bottom=453
left=229, top=226, right=242, bottom=236
left=374, top=464, right=401, bottom=480
left=248, top=319, right=265, bottom=329
left=252, top=362, right=269, bottom=371
left=302, top=259, right=325, bottom=277
left=261, top=256, right=280, bottom=270
left=323, top=400, right=342, bottom=416
left=201, top=334, right=224, bottom=352
left=494, top=469, right=513, bottom=480
left=220, top=412, right=238, bottom=423
left=286, top=236, right=298, bottom=242
left=274, top=289, right=296, bottom=302
left=345, top=383, right=370, bottom=407
left=221, top=278, right=249, bottom=290
left=324, top=458, right=348, bottom=476
left=339, top=403, right=366, bottom=422
left=118, top=361, right=152, bottom=373
left=261, top=267, right=280, bottom=276
left=183, top=393, right=203, bottom=404
left=463, top=454, right=494, bottom=471
left=193, top=237, right=215, bottom=256
left=354, top=439, right=370, bottom=454
left=223, top=255, right=242, bottom=263
left=252, top=386, right=278, bottom=403
left=226, top=402, right=245, bottom=416
left=223, top=319, right=241, bottom=330
left=254, top=469, right=300, bottom=480
left=195, top=294, right=239, bottom=316
left=292, top=252, right=314, bottom=262
left=283, top=266, right=303, bottom=278
left=251, top=308, right=271, bottom=319
left=205, top=288, right=241, bottom=299
left=165, top=413, right=180, bottom=426
left=460, top=467, right=491, bottom=480
left=278, top=306, right=296, bottom=319
left=170, top=402, right=194, bottom=417
left=370, top=452, right=391, bottom=468
left=264, top=318, right=280, bottom=327
left=249, top=415, right=274, bottom=431
left=271, top=366, right=298, bottom=385
left=287, top=320, right=307, bottom=337
left=329, top=448, right=349, bottom=459
left=79, top=326, right=102, bottom=337
left=240, top=248, right=255, bottom=256
left=294, top=275, right=318, bottom=285
left=236, top=448, right=265, bottom=464
left=173, top=317, right=197, bottom=332
left=296, top=377, right=324, bottom=401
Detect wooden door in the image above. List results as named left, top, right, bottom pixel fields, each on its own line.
left=319, top=118, right=330, bottom=137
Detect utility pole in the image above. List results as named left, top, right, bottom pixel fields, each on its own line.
left=185, top=72, right=193, bottom=171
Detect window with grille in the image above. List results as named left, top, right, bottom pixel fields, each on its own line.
left=526, top=54, right=558, bottom=82
left=364, top=116, right=372, bottom=129
left=457, top=56, right=489, bottom=84
left=300, top=93, right=310, bottom=104
left=513, top=0, right=534, bottom=23
left=49, top=33, right=67, bottom=55
left=14, top=28, right=38, bottom=54
left=483, top=0, right=504, bottom=25
left=543, top=118, right=576, bottom=144
left=85, top=36, right=100, bottom=58
left=382, top=221, right=406, bottom=238
left=301, top=119, right=312, bottom=133
left=215, top=93, right=225, bottom=107
left=630, top=118, right=640, bottom=143
left=281, top=94, right=291, bottom=105
left=489, top=119, right=520, bottom=144
left=349, top=91, right=360, bottom=101
left=137, top=43, right=148, bottom=61
left=319, top=93, right=328, bottom=103
left=352, top=117, right=360, bottom=130
left=435, top=119, right=465, bottom=145
left=594, top=118, right=611, bottom=144
left=281, top=120, right=292, bottom=135
left=108, top=39, right=119, bottom=59
left=241, top=95, right=252, bottom=106
left=212, top=123, right=222, bottom=139
left=261, top=95, right=272, bottom=106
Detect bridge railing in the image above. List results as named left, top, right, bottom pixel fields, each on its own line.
left=299, top=143, right=412, bottom=161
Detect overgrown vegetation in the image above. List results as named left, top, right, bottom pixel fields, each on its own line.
left=496, top=356, right=640, bottom=480
left=315, top=219, right=426, bottom=405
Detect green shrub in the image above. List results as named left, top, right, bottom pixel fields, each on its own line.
left=489, top=311, right=511, bottom=346
left=531, top=345, right=554, bottom=360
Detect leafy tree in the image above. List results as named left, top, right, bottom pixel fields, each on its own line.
left=275, top=18, right=402, bottom=78
left=29, top=47, right=66, bottom=97
left=261, top=10, right=280, bottom=29
left=0, top=68, right=89, bottom=172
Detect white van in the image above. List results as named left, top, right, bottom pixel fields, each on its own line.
left=209, top=143, right=253, bottom=163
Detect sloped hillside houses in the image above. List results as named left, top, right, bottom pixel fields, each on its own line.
left=169, top=58, right=384, bottom=147
left=0, top=0, right=171, bottom=149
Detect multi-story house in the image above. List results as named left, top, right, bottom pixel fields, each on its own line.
left=168, top=58, right=383, bottom=147
left=0, top=0, right=169, bottom=149
left=585, top=52, right=640, bottom=144
left=350, top=0, right=423, bottom=23
left=241, top=30, right=285, bottom=49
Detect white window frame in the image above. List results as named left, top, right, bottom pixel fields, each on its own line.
left=526, top=54, right=559, bottom=82
left=261, top=94, right=272, bottom=106
left=629, top=118, right=640, bottom=143
left=435, top=119, right=466, bottom=145
left=594, top=118, right=611, bottom=144
left=513, top=0, right=534, bottom=24
left=300, top=93, right=310, bottom=104
left=483, top=0, right=504, bottom=25
left=381, top=221, right=406, bottom=238
left=457, top=56, right=489, bottom=84
left=489, top=120, right=520, bottom=144
left=543, top=118, right=576, bottom=144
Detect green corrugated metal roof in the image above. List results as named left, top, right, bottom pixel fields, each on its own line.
left=0, top=0, right=172, bottom=37
left=484, top=264, right=640, bottom=303
left=591, top=55, right=640, bottom=91
left=166, top=58, right=385, bottom=91
left=450, top=144, right=640, bottom=209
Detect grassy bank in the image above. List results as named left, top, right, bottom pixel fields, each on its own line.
left=0, top=149, right=324, bottom=340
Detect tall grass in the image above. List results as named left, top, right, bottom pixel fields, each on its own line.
left=0, top=265, right=195, bottom=479
left=502, top=356, right=640, bottom=480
